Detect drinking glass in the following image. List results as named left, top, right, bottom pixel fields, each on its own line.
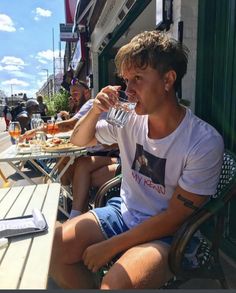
left=47, top=120, right=59, bottom=137
left=8, top=121, right=22, bottom=149
left=106, top=90, right=136, bottom=128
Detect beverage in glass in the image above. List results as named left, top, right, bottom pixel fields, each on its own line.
left=106, top=90, right=136, bottom=128
left=47, top=120, right=59, bottom=137
left=8, top=121, right=22, bottom=149
left=47, top=120, right=55, bottom=136
left=52, top=123, right=59, bottom=135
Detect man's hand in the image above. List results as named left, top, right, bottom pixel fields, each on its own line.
left=82, top=240, right=116, bottom=273
left=19, top=123, right=47, bottom=142
left=92, top=85, right=121, bottom=115
left=19, top=129, right=36, bottom=142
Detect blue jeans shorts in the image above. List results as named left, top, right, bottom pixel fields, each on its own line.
left=90, top=197, right=173, bottom=245
left=90, top=197, right=203, bottom=269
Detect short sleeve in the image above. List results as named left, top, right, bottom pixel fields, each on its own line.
left=95, top=119, right=118, bottom=146
left=178, top=135, right=224, bottom=195
left=73, top=99, right=94, bottom=120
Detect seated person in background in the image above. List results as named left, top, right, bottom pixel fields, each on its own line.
left=20, top=80, right=120, bottom=219
left=36, top=95, right=48, bottom=117
left=58, top=97, right=120, bottom=219
left=20, top=79, right=91, bottom=139
left=50, top=30, right=224, bottom=289
left=68, top=78, right=89, bottom=115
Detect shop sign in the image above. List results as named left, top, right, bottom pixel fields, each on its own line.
left=60, top=23, right=78, bottom=42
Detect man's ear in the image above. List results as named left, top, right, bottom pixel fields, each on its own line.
left=164, top=70, right=176, bottom=92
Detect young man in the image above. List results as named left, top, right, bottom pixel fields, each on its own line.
left=49, top=30, right=224, bottom=289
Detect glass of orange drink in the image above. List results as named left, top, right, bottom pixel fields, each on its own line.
left=8, top=121, right=22, bottom=149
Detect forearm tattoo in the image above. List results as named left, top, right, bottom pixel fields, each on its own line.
left=177, top=194, right=199, bottom=210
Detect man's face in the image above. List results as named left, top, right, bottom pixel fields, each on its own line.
left=122, top=65, right=166, bottom=116
left=69, top=84, right=85, bottom=101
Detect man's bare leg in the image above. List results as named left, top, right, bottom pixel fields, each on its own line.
left=101, top=241, right=172, bottom=289
left=58, top=157, right=75, bottom=186
left=49, top=212, right=105, bottom=288
left=91, top=162, right=119, bottom=187
left=72, top=156, right=118, bottom=213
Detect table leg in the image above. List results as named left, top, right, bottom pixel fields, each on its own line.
left=7, top=161, right=35, bottom=184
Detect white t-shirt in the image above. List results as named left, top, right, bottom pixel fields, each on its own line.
left=95, top=107, right=224, bottom=229
left=73, top=99, right=109, bottom=153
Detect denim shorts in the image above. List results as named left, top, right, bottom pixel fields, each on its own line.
left=90, top=197, right=173, bottom=245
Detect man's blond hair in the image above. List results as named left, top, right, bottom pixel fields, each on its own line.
left=115, top=30, right=189, bottom=91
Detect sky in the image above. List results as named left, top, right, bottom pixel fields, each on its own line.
left=0, top=0, right=66, bottom=99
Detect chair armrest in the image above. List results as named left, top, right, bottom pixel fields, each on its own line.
left=94, top=174, right=122, bottom=208
left=169, top=183, right=236, bottom=278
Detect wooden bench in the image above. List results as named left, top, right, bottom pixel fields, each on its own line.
left=0, top=183, right=60, bottom=289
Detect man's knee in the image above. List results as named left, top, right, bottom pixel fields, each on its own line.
left=101, top=243, right=171, bottom=289
left=101, top=265, right=132, bottom=289
left=75, top=156, right=92, bottom=171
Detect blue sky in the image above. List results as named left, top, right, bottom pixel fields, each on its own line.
left=0, top=0, right=65, bottom=99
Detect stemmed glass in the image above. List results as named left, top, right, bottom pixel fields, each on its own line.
left=8, top=121, right=22, bottom=150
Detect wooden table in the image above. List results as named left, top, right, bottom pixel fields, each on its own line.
left=0, top=183, right=61, bottom=289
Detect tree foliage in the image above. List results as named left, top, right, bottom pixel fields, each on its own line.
left=45, top=89, right=70, bottom=116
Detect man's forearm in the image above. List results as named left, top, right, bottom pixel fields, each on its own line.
left=57, top=119, right=77, bottom=132
left=70, top=107, right=100, bottom=147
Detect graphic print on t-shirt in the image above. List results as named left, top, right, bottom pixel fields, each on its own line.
left=131, top=143, right=166, bottom=187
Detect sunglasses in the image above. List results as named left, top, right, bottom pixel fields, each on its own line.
left=71, top=78, right=89, bottom=89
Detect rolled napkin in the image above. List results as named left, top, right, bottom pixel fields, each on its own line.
left=32, top=208, right=46, bottom=230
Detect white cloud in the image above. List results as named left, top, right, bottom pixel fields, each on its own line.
left=1, top=56, right=25, bottom=66
left=12, top=71, right=34, bottom=79
left=38, top=71, right=47, bottom=76
left=33, top=7, right=52, bottom=21
left=0, top=14, right=16, bottom=32
left=2, top=65, right=22, bottom=71
left=35, top=49, right=63, bottom=64
left=2, top=78, right=29, bottom=87
left=36, top=49, right=54, bottom=62
left=19, top=27, right=24, bottom=31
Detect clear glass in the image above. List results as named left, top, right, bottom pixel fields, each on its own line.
left=31, top=113, right=44, bottom=130
left=106, top=90, right=136, bottom=128
left=47, top=120, right=59, bottom=138
left=8, top=121, right=22, bottom=150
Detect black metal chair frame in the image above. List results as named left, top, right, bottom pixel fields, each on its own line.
left=94, top=150, right=236, bottom=289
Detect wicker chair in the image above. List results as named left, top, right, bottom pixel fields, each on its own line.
left=94, top=150, right=236, bottom=288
